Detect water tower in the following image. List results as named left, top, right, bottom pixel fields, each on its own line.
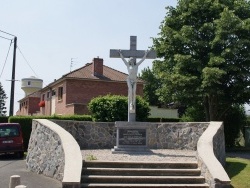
left=21, top=76, right=43, bottom=96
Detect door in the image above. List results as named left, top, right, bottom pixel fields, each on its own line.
left=51, top=90, right=56, bottom=115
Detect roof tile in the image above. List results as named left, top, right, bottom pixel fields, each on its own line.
left=64, top=63, right=128, bottom=81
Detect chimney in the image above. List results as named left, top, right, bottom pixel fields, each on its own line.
left=92, top=57, right=103, bottom=76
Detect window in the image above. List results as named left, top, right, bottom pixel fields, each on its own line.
left=52, top=90, right=56, bottom=96
left=0, top=126, right=19, bottom=138
left=58, top=87, right=63, bottom=101
left=42, top=94, right=45, bottom=101
left=47, top=91, right=50, bottom=99
left=28, top=81, right=31, bottom=86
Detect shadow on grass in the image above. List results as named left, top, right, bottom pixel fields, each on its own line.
left=226, top=160, right=247, bottom=179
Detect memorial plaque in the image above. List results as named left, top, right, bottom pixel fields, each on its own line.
left=118, top=128, right=146, bottom=146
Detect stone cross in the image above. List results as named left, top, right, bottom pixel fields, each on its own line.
left=110, top=36, right=156, bottom=122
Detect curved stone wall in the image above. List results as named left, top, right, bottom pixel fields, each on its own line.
left=26, top=119, right=82, bottom=188
left=197, top=121, right=230, bottom=188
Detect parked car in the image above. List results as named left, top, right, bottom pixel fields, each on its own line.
left=0, top=123, right=24, bottom=158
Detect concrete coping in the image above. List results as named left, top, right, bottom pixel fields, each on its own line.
left=35, top=119, right=82, bottom=188
left=197, top=121, right=230, bottom=186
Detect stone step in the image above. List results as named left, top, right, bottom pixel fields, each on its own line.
left=82, top=167, right=201, bottom=176
left=83, top=161, right=198, bottom=169
left=81, top=160, right=207, bottom=188
left=81, top=175, right=206, bottom=184
left=81, top=183, right=209, bottom=188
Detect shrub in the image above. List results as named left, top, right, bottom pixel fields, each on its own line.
left=147, top=117, right=180, bottom=122
left=179, top=104, right=247, bottom=147
left=49, top=114, right=92, bottom=121
left=180, top=105, right=205, bottom=122
left=223, top=105, right=247, bottom=147
left=88, top=95, right=150, bottom=122
left=0, top=116, right=8, bottom=123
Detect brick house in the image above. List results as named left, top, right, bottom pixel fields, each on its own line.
left=17, top=92, right=41, bottom=116
left=16, top=57, right=143, bottom=116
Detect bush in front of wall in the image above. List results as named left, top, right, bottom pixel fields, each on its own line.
left=88, top=94, right=150, bottom=122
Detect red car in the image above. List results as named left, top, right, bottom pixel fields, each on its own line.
left=0, top=123, right=24, bottom=158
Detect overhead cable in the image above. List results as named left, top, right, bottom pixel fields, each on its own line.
left=0, top=35, right=12, bottom=41
left=0, top=30, right=16, bottom=37
left=17, top=46, right=39, bottom=77
left=0, top=40, right=12, bottom=78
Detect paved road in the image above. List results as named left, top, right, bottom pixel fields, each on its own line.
left=0, top=154, right=61, bottom=188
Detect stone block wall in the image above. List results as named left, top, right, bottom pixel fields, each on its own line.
left=51, top=120, right=209, bottom=150
left=213, top=125, right=226, bottom=166
left=147, top=122, right=209, bottom=150
left=26, top=120, right=64, bottom=181
left=197, top=122, right=230, bottom=188
left=51, top=120, right=116, bottom=149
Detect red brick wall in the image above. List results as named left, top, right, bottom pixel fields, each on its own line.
left=39, top=91, right=52, bottom=116
left=16, top=97, right=40, bottom=115
left=93, top=58, right=103, bottom=76
left=65, top=79, right=143, bottom=104
left=40, top=79, right=143, bottom=116
left=28, top=97, right=40, bottom=115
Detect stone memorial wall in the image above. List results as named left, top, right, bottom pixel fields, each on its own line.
left=26, top=120, right=228, bottom=187
left=51, top=120, right=209, bottom=150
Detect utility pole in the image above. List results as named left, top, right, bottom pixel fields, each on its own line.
left=9, top=36, right=17, bottom=116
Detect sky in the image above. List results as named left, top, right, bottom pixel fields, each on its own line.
left=0, top=1, right=178, bottom=115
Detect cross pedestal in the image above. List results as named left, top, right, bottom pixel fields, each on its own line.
left=110, top=36, right=156, bottom=122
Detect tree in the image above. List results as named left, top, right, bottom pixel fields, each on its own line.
left=153, top=0, right=250, bottom=121
left=139, top=67, right=160, bottom=106
left=0, top=82, right=7, bottom=116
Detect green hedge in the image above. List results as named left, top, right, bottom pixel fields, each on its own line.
left=147, top=117, right=180, bottom=122
left=8, top=115, right=92, bottom=151
left=0, top=116, right=8, bottom=123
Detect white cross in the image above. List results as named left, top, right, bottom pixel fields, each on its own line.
left=110, top=36, right=156, bottom=122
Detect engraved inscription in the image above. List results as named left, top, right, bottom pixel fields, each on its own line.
left=119, top=129, right=146, bottom=146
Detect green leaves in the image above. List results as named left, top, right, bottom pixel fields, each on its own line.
left=0, top=82, right=7, bottom=116
left=139, top=67, right=160, bottom=106
left=88, top=95, right=150, bottom=122
left=202, top=67, right=226, bottom=87
left=153, top=0, right=250, bottom=121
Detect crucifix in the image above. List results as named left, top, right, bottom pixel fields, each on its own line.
left=110, top=36, right=156, bottom=122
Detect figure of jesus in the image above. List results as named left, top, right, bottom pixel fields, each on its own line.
left=118, top=50, right=149, bottom=112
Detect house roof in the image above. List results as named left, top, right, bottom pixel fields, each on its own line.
left=18, top=91, right=41, bottom=102
left=40, top=60, right=144, bottom=92
left=63, top=62, right=129, bottom=82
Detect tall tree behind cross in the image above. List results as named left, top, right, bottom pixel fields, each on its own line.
left=110, top=36, right=156, bottom=122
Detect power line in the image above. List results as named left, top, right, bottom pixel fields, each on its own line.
left=0, top=40, right=12, bottom=78
left=0, top=35, right=12, bottom=41
left=0, top=30, right=16, bottom=37
left=17, top=46, right=39, bottom=78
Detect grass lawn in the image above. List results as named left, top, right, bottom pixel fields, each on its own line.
left=226, top=157, right=250, bottom=188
